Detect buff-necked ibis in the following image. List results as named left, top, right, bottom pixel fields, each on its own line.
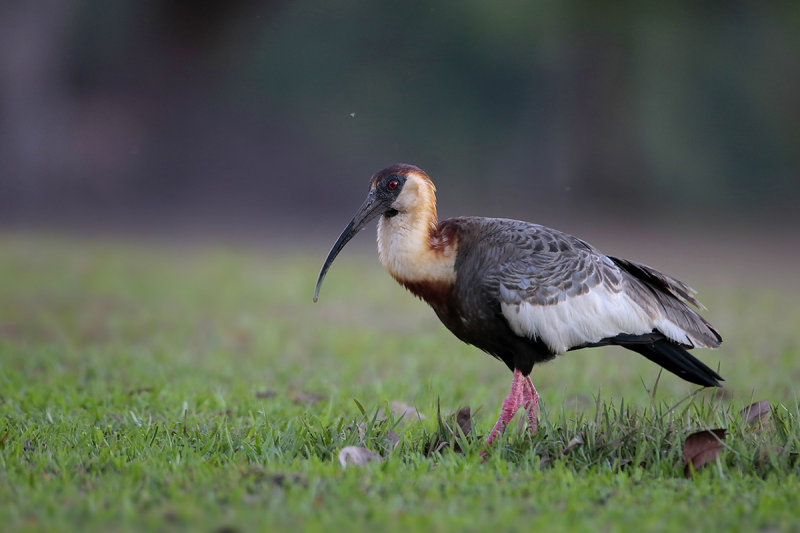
left=314, top=164, right=722, bottom=446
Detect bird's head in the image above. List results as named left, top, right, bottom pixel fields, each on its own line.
left=313, top=164, right=435, bottom=302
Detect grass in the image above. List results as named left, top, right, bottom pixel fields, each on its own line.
left=1, top=233, right=799, bottom=532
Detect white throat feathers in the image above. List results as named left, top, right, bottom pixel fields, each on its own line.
left=376, top=173, right=457, bottom=285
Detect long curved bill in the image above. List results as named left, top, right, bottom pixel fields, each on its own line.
left=313, top=189, right=382, bottom=302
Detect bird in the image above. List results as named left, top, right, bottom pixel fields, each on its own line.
left=313, top=163, right=723, bottom=446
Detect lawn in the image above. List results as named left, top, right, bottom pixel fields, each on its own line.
left=1, top=234, right=798, bottom=532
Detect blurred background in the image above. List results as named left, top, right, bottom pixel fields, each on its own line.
left=1, top=1, right=798, bottom=248
left=1, top=0, right=799, bottom=432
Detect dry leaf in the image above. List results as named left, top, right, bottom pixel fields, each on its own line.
left=538, top=435, right=587, bottom=467
left=377, top=402, right=426, bottom=426
left=740, top=401, right=773, bottom=434
left=683, top=428, right=726, bottom=478
left=391, top=401, right=426, bottom=422
left=562, top=436, right=584, bottom=455
left=338, top=446, right=383, bottom=467
left=385, top=429, right=401, bottom=449
left=291, top=391, right=325, bottom=405
left=452, top=406, right=474, bottom=454
left=255, top=390, right=277, bottom=399
left=740, top=401, right=771, bottom=424
left=456, top=406, right=472, bottom=436
left=428, top=401, right=475, bottom=456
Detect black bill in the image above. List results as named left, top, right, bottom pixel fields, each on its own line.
left=313, top=189, right=383, bottom=302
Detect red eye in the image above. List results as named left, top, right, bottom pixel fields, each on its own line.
left=387, top=179, right=399, bottom=190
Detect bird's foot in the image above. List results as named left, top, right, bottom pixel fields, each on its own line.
left=485, top=368, right=525, bottom=447
left=522, top=374, right=540, bottom=435
left=483, top=371, right=540, bottom=459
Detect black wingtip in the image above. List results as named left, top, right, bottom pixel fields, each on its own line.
left=624, top=340, right=724, bottom=388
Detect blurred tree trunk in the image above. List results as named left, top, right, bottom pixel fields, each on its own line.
left=0, top=0, right=73, bottom=218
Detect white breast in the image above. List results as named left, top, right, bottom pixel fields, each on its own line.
left=377, top=214, right=456, bottom=284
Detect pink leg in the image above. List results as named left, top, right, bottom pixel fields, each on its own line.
left=522, top=375, right=540, bottom=434
left=486, top=369, right=525, bottom=446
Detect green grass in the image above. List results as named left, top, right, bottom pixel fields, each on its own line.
left=1, top=234, right=799, bottom=532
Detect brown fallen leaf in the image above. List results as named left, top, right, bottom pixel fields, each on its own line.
left=456, top=406, right=472, bottom=436
left=354, top=422, right=367, bottom=441
left=350, top=421, right=396, bottom=443
left=376, top=402, right=426, bottom=426
left=433, top=441, right=449, bottom=454
left=385, top=429, right=401, bottom=449
left=452, top=406, right=474, bottom=454
left=540, top=434, right=585, bottom=467
left=683, top=428, right=727, bottom=478
left=426, top=401, right=473, bottom=455
left=338, top=446, right=383, bottom=467
left=562, top=435, right=584, bottom=455
left=291, top=391, right=325, bottom=405
left=740, top=401, right=773, bottom=434
left=255, top=390, right=277, bottom=399
left=391, top=401, right=426, bottom=422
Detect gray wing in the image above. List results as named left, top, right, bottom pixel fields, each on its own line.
left=452, top=217, right=721, bottom=353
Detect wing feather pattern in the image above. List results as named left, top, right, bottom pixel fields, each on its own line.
left=450, top=218, right=721, bottom=355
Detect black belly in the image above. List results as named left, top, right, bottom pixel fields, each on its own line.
left=403, top=277, right=555, bottom=376
left=431, top=302, right=555, bottom=376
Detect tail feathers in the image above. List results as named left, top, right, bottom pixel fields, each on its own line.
left=609, top=257, right=723, bottom=349
left=609, top=257, right=703, bottom=308
left=623, top=339, right=723, bottom=387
